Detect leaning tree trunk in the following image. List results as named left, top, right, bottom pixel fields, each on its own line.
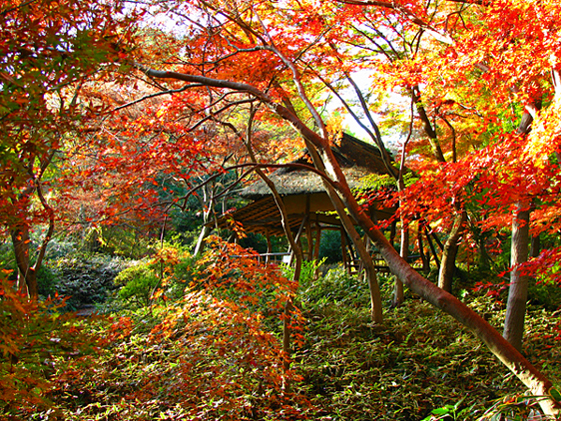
left=138, top=68, right=561, bottom=417
left=304, top=141, right=384, bottom=324
left=503, top=202, right=530, bottom=352
left=437, top=208, right=467, bottom=293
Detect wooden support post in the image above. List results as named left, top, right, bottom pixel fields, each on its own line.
left=313, top=219, right=321, bottom=261
left=289, top=215, right=308, bottom=266
left=266, top=231, right=272, bottom=264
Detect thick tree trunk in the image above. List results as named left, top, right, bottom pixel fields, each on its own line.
left=348, top=206, right=559, bottom=416
left=10, top=224, right=38, bottom=298
left=305, top=144, right=383, bottom=323
left=437, top=209, right=467, bottom=293
left=503, top=202, right=530, bottom=352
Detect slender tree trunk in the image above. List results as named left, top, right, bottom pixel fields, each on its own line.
left=241, top=108, right=303, bottom=381
left=503, top=202, right=530, bottom=351
left=412, top=86, right=446, bottom=163
left=193, top=189, right=215, bottom=257
left=438, top=209, right=467, bottom=293
left=424, top=227, right=441, bottom=269
left=393, top=220, right=408, bottom=307
left=530, top=234, right=540, bottom=258
left=305, top=142, right=384, bottom=323
left=418, top=225, right=430, bottom=274
left=193, top=224, right=212, bottom=257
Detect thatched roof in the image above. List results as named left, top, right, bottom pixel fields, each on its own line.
left=240, top=133, right=392, bottom=198
left=217, top=133, right=396, bottom=237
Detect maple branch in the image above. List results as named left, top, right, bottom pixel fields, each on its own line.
left=314, top=66, right=397, bottom=179
left=26, top=151, right=56, bottom=274
left=256, top=36, right=328, bottom=137
left=399, top=97, right=415, bottom=183
left=136, top=64, right=271, bottom=101
left=437, top=113, right=457, bottom=163
left=113, top=84, right=204, bottom=112
left=134, top=64, right=336, bottom=175
left=445, top=0, right=487, bottom=4
left=33, top=180, right=55, bottom=274
left=0, top=0, right=39, bottom=16
left=174, top=161, right=336, bottom=209
left=343, top=73, right=397, bottom=176
left=337, top=0, right=454, bottom=45
left=551, top=68, right=561, bottom=99
left=411, top=86, right=446, bottom=163
left=241, top=106, right=301, bottom=372
left=186, top=98, right=257, bottom=133
left=352, top=25, right=400, bottom=60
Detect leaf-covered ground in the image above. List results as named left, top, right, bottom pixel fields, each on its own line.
left=295, top=270, right=561, bottom=420
left=2, top=259, right=560, bottom=420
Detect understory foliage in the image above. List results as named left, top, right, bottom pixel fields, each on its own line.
left=2, top=255, right=559, bottom=420
left=1, top=241, right=311, bottom=420
left=0, top=274, right=100, bottom=415
left=47, top=292, right=310, bottom=421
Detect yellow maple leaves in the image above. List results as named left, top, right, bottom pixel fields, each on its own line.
left=525, top=96, right=561, bottom=167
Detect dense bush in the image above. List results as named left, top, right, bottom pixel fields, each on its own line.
left=2, top=243, right=560, bottom=420
left=319, top=230, right=343, bottom=263
left=49, top=255, right=128, bottom=310
left=0, top=277, right=100, bottom=417
left=113, top=264, right=160, bottom=306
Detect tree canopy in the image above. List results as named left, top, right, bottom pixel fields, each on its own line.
left=2, top=0, right=561, bottom=418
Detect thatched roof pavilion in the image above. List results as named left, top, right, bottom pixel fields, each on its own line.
left=211, top=133, right=397, bottom=271
left=221, top=133, right=396, bottom=240
left=241, top=133, right=391, bottom=197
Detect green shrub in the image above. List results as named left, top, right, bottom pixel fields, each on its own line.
left=298, top=264, right=369, bottom=311
left=528, top=280, right=561, bottom=310
left=114, top=264, right=160, bottom=306
left=36, top=265, right=60, bottom=298
left=52, top=254, right=127, bottom=310
left=319, top=230, right=343, bottom=263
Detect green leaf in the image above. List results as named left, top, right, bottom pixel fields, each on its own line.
left=431, top=406, right=452, bottom=415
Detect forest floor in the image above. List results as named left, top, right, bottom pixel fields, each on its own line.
left=293, top=269, right=561, bottom=420
left=3, top=256, right=560, bottom=420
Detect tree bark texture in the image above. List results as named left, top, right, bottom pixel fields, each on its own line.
left=503, top=202, right=530, bottom=352
left=307, top=144, right=384, bottom=323
left=10, top=224, right=38, bottom=298
left=437, top=209, right=467, bottom=293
